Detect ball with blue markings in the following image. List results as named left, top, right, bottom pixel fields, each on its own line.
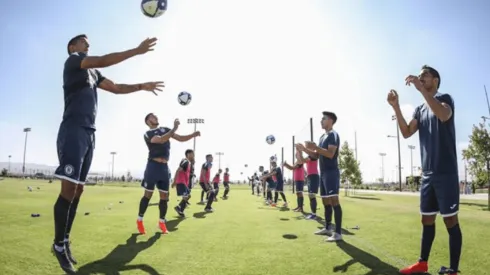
left=141, top=0, right=167, bottom=18
left=178, top=91, right=192, bottom=106
left=266, top=135, right=275, bottom=145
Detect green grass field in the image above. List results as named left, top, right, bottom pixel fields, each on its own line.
left=0, top=179, right=489, bottom=275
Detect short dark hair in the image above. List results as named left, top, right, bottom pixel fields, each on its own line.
left=322, top=111, right=337, bottom=124
left=144, top=113, right=154, bottom=124
left=422, top=65, right=441, bottom=89
left=185, top=149, right=194, bottom=156
left=205, top=154, right=212, bottom=158
left=67, top=34, right=87, bottom=55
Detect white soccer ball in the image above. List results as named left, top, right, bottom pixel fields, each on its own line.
left=141, top=0, right=167, bottom=18
left=178, top=91, right=192, bottom=106
left=266, top=135, right=275, bottom=145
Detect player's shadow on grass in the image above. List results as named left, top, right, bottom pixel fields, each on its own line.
left=348, top=196, right=381, bottom=201
left=166, top=217, right=185, bottom=232
left=334, top=241, right=410, bottom=275
left=193, top=211, right=209, bottom=219
left=460, top=201, right=489, bottom=211
left=76, top=233, right=162, bottom=275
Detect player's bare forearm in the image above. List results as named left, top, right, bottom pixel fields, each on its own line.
left=283, top=163, right=293, bottom=170
left=172, top=133, right=194, bottom=142
left=422, top=93, right=452, bottom=122
left=315, top=146, right=334, bottom=159
left=392, top=105, right=411, bottom=138
left=98, top=49, right=139, bottom=68
left=113, top=84, right=143, bottom=94
left=303, top=148, right=319, bottom=159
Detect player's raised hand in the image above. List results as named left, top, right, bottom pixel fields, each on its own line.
left=141, top=81, right=164, bottom=95
left=305, top=141, right=316, bottom=150
left=173, top=119, right=180, bottom=129
left=295, top=143, right=305, bottom=151
left=136, top=37, right=158, bottom=55
left=193, top=131, right=201, bottom=137
left=387, top=89, right=399, bottom=107
left=405, top=75, right=425, bottom=92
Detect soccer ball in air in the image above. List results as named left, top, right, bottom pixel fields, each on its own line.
left=266, top=135, right=275, bottom=145
left=141, top=0, right=167, bottom=18
left=178, top=91, right=192, bottom=106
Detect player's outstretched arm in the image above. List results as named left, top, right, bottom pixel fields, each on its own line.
left=98, top=78, right=164, bottom=95
left=387, top=89, right=418, bottom=139
left=150, top=119, right=180, bottom=144
left=283, top=162, right=294, bottom=170
left=172, top=131, right=200, bottom=142
left=80, top=38, right=158, bottom=69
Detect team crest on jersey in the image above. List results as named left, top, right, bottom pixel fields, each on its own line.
left=64, top=164, right=74, bottom=176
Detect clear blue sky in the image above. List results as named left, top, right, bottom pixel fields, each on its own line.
left=1, top=0, right=489, bottom=181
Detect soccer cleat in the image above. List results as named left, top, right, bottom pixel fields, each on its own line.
left=204, top=208, right=214, bottom=213
left=271, top=203, right=277, bottom=207
left=314, top=228, right=330, bottom=235
left=137, top=220, right=146, bottom=235
left=282, top=202, right=288, bottom=208
left=399, top=261, right=429, bottom=274
left=438, top=266, right=459, bottom=275
left=306, top=214, right=317, bottom=220
left=52, top=244, right=76, bottom=274
left=158, top=221, right=169, bottom=234
left=64, top=241, right=77, bottom=265
left=326, top=232, right=343, bottom=242
left=174, top=206, right=185, bottom=218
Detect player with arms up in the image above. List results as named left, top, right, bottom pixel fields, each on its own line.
left=388, top=66, right=462, bottom=275
left=199, top=155, right=216, bottom=211
left=271, top=160, right=288, bottom=207
left=137, top=114, right=200, bottom=235
left=52, top=34, right=164, bottom=274
left=297, top=111, right=342, bottom=242
left=283, top=152, right=306, bottom=212
left=297, top=149, right=320, bottom=219
left=260, top=164, right=277, bottom=207
left=222, top=168, right=231, bottom=199
left=172, top=149, right=195, bottom=218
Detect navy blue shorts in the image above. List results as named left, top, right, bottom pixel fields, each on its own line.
left=54, top=124, right=95, bottom=184
left=176, top=184, right=190, bottom=197
left=223, top=182, right=230, bottom=189
left=321, top=170, right=340, bottom=197
left=420, top=174, right=460, bottom=217
left=307, top=174, right=320, bottom=195
left=213, top=183, right=219, bottom=190
left=295, top=181, right=305, bottom=193
left=275, top=181, right=284, bottom=192
left=142, top=161, right=169, bottom=192
left=200, top=182, right=211, bottom=192
left=267, top=181, right=277, bottom=191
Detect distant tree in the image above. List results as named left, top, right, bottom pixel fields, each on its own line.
left=339, top=141, right=363, bottom=196
left=1, top=168, right=7, bottom=177
left=462, top=119, right=490, bottom=210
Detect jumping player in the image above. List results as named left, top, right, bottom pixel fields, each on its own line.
left=297, top=149, right=319, bottom=219
left=199, top=154, right=216, bottom=212
left=389, top=66, right=462, bottom=275
left=172, top=149, right=195, bottom=218
left=223, top=168, right=231, bottom=199
left=283, top=152, right=306, bottom=212
left=137, top=114, right=200, bottom=235
left=298, top=111, right=342, bottom=242
left=52, top=34, right=164, bottom=273
left=212, top=169, right=223, bottom=202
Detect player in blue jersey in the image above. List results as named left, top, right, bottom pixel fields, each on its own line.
left=389, top=66, right=461, bottom=275
left=137, top=114, right=200, bottom=235
left=52, top=34, right=165, bottom=274
left=297, top=111, right=342, bottom=242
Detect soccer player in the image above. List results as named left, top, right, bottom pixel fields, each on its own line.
left=297, top=149, right=319, bottom=219
left=137, top=114, right=200, bottom=235
left=222, top=168, right=231, bottom=199
left=389, top=66, right=461, bottom=275
left=270, top=160, right=288, bottom=207
left=172, top=149, right=195, bottom=218
left=212, top=169, right=223, bottom=201
left=297, top=111, right=342, bottom=242
left=259, top=166, right=277, bottom=206
left=283, top=153, right=306, bottom=212
left=52, top=34, right=164, bottom=273
left=199, top=154, right=216, bottom=212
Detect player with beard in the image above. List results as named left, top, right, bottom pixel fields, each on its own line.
left=389, top=66, right=462, bottom=275
left=137, top=114, right=200, bottom=235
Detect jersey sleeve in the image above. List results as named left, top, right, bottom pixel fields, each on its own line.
left=65, top=52, right=87, bottom=71
left=180, top=159, right=189, bottom=171
left=412, top=105, right=421, bottom=123
left=144, top=130, right=155, bottom=143
left=326, top=131, right=340, bottom=148
left=437, top=94, right=455, bottom=111
left=202, top=163, right=209, bottom=171
left=95, top=69, right=106, bottom=86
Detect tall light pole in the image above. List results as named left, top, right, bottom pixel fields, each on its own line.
left=379, top=153, right=386, bottom=183
left=408, top=145, right=416, bottom=178
left=354, top=131, right=358, bottom=161
left=110, top=152, right=117, bottom=179
left=22, top=127, right=31, bottom=175
left=215, top=152, right=224, bottom=169
left=187, top=118, right=205, bottom=154
left=388, top=129, right=402, bottom=191
left=8, top=155, right=11, bottom=174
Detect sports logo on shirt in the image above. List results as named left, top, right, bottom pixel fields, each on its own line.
left=64, top=164, right=74, bottom=176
